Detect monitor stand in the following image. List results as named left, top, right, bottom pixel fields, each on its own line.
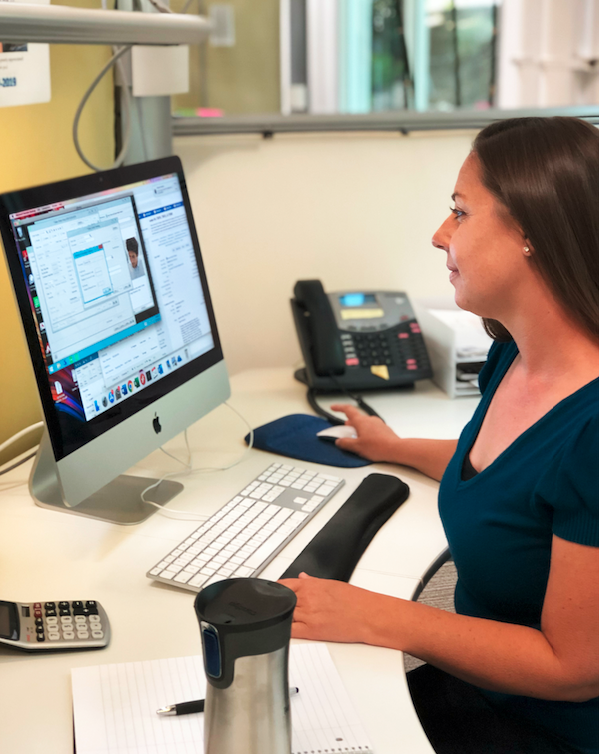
left=29, top=434, right=184, bottom=525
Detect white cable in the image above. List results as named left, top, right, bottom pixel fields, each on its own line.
left=0, top=422, right=44, bottom=457
left=187, top=401, right=255, bottom=474
left=141, top=402, right=255, bottom=520
left=159, top=429, right=192, bottom=470
left=72, top=45, right=132, bottom=173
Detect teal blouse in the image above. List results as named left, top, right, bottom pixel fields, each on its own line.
left=438, top=340, right=599, bottom=754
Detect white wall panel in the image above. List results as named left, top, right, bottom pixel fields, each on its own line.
left=174, top=130, right=475, bottom=375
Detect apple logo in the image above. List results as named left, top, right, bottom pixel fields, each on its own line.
left=153, top=414, right=162, bottom=434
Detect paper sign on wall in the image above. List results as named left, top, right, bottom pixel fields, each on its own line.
left=0, top=0, right=51, bottom=108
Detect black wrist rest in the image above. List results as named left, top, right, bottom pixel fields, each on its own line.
left=279, top=473, right=410, bottom=582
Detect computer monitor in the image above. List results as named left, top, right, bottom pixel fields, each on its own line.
left=0, top=156, right=230, bottom=524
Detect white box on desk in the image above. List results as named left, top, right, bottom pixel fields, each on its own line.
left=414, top=298, right=493, bottom=399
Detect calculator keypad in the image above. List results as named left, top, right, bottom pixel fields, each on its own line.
left=26, top=601, right=104, bottom=644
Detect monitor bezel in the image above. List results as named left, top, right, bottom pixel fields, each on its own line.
left=0, top=156, right=225, bottom=464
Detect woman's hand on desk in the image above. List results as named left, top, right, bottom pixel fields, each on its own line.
left=280, top=572, right=377, bottom=643
left=331, top=404, right=458, bottom=481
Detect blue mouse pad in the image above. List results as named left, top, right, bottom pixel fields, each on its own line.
left=244, top=414, right=372, bottom=468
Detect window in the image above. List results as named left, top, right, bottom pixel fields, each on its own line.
left=170, top=0, right=599, bottom=125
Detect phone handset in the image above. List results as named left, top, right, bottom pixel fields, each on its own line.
left=293, top=280, right=345, bottom=377
left=292, top=280, right=383, bottom=426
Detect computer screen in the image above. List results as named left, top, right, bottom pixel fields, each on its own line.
left=0, top=156, right=230, bottom=523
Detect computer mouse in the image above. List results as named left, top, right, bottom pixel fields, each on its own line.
left=316, top=425, right=358, bottom=442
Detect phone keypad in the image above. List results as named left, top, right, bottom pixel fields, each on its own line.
left=341, top=320, right=431, bottom=374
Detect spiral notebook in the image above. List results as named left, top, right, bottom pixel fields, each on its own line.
left=71, top=643, right=373, bottom=754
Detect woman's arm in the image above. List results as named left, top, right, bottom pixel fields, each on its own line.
left=282, top=535, right=599, bottom=702
left=330, top=404, right=457, bottom=481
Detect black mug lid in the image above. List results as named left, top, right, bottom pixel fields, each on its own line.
left=195, top=578, right=296, bottom=631
left=194, top=579, right=297, bottom=689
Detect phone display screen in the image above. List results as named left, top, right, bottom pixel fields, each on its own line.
left=338, top=293, right=377, bottom=307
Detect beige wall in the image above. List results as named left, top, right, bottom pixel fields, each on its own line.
left=0, top=0, right=115, bottom=465
left=173, top=129, right=475, bottom=377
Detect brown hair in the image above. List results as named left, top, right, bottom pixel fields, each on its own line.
left=472, top=116, right=599, bottom=341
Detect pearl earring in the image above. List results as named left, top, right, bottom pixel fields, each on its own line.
left=523, top=246, right=531, bottom=255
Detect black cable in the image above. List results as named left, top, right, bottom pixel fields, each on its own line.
left=488, top=2, right=498, bottom=106
left=394, top=0, right=414, bottom=109
left=307, top=388, right=346, bottom=426
left=328, top=373, right=385, bottom=422
left=306, top=372, right=386, bottom=427
left=450, top=0, right=462, bottom=107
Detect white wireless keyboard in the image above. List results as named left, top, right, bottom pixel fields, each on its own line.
left=147, top=462, right=345, bottom=592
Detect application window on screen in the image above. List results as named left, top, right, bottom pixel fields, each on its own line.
left=12, top=173, right=215, bottom=422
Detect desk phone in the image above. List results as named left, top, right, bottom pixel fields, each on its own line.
left=0, top=599, right=110, bottom=651
left=291, top=280, right=433, bottom=392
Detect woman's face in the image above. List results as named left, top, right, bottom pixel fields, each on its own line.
left=431, top=153, right=530, bottom=319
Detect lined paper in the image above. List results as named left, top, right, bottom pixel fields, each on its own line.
left=72, top=644, right=373, bottom=754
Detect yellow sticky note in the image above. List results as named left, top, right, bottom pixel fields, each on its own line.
left=370, top=365, right=389, bottom=381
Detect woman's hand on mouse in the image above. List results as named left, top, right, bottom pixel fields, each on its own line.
left=330, top=404, right=402, bottom=463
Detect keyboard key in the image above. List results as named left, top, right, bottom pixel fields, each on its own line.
left=203, top=575, right=224, bottom=587
left=189, top=574, right=208, bottom=588
left=234, top=566, right=254, bottom=577
left=245, top=531, right=289, bottom=569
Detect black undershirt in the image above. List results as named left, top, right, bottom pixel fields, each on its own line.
left=461, top=452, right=480, bottom=481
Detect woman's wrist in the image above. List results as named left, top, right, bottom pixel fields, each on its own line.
left=389, top=437, right=416, bottom=467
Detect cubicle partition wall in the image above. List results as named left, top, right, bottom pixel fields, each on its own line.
left=174, top=128, right=473, bottom=376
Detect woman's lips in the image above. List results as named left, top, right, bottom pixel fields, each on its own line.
left=447, top=265, right=459, bottom=282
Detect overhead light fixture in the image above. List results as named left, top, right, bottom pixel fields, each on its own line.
left=0, top=3, right=211, bottom=46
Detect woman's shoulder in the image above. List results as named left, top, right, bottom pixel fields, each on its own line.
left=537, top=402, right=599, bottom=547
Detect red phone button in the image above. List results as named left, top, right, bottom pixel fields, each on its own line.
left=346, top=358, right=359, bottom=366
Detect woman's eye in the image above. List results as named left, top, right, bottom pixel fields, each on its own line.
left=450, top=206, right=465, bottom=220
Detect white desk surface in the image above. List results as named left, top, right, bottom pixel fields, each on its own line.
left=0, top=369, right=478, bottom=754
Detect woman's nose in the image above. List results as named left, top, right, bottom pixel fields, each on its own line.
left=431, top=214, right=453, bottom=252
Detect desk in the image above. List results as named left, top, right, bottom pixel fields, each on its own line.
left=0, top=369, right=479, bottom=754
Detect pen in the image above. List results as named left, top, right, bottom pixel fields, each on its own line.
left=156, top=686, right=299, bottom=716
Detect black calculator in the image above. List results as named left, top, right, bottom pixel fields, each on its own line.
left=0, top=599, right=110, bottom=651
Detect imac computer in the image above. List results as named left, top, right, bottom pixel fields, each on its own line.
left=0, top=156, right=230, bottom=524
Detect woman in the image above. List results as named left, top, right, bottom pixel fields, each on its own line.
left=281, top=117, right=599, bottom=754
